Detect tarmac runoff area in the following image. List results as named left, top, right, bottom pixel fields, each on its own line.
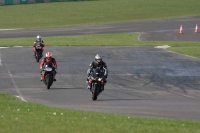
left=0, top=17, right=200, bottom=121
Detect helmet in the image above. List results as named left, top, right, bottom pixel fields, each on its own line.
left=95, top=54, right=102, bottom=63
left=45, top=52, right=52, bottom=60
left=36, top=35, right=41, bottom=41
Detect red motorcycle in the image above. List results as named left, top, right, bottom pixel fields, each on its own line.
left=90, top=68, right=104, bottom=101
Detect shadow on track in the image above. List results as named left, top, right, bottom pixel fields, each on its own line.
left=50, top=87, right=82, bottom=90
left=97, top=98, right=154, bottom=101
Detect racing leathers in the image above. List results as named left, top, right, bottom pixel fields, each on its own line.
left=40, top=57, right=57, bottom=81
left=33, top=40, right=45, bottom=56
left=86, top=61, right=108, bottom=93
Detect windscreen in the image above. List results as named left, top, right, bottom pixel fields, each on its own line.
left=91, top=68, right=104, bottom=78
left=44, top=62, right=54, bottom=68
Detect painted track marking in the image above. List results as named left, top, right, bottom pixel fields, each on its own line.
left=0, top=51, right=26, bottom=102
left=16, top=96, right=27, bottom=102
left=0, top=56, right=2, bottom=66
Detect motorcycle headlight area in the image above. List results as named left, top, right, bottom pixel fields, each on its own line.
left=98, top=78, right=102, bottom=81
left=45, top=67, right=52, bottom=71
left=36, top=46, right=42, bottom=49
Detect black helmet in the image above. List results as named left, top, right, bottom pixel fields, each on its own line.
left=95, top=54, right=102, bottom=63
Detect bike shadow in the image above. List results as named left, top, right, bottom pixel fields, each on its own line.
left=50, top=88, right=82, bottom=90
left=97, top=98, right=154, bottom=101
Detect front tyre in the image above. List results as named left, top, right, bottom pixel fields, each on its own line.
left=92, top=84, right=98, bottom=101
left=35, top=52, right=39, bottom=62
left=46, top=75, right=52, bottom=89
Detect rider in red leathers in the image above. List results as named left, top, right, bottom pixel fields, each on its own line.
left=40, top=52, right=57, bottom=81
left=33, top=35, right=45, bottom=56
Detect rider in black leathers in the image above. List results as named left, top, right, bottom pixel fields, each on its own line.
left=86, top=54, right=108, bottom=94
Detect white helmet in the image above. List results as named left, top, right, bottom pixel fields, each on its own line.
left=36, top=35, right=41, bottom=41
left=95, top=54, right=102, bottom=63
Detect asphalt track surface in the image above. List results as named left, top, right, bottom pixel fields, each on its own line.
left=0, top=16, right=200, bottom=121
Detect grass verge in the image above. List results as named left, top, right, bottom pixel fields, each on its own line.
left=0, top=32, right=200, bottom=58
left=0, top=33, right=200, bottom=47
left=0, top=0, right=200, bottom=28
left=0, top=33, right=200, bottom=58
left=0, top=93, right=200, bottom=133
left=168, top=47, right=200, bottom=58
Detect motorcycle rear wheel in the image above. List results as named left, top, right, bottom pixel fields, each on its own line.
left=36, top=56, right=39, bottom=62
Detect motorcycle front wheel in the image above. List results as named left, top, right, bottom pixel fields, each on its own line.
left=46, top=75, right=52, bottom=89
left=36, top=53, right=39, bottom=62
left=92, top=84, right=98, bottom=101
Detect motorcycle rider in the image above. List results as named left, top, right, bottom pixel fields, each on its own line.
left=86, top=54, right=108, bottom=94
left=40, top=52, right=57, bottom=81
left=33, top=35, right=45, bottom=56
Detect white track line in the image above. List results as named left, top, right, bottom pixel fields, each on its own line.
left=0, top=28, right=22, bottom=31
left=0, top=47, right=9, bottom=49
left=0, top=51, right=26, bottom=102
left=0, top=56, right=2, bottom=66
left=15, top=96, right=27, bottom=102
left=13, top=46, right=23, bottom=48
left=155, top=45, right=171, bottom=49
left=138, top=32, right=143, bottom=41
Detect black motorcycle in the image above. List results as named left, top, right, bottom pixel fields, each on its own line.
left=35, top=44, right=43, bottom=62
left=90, top=68, right=104, bottom=101
left=42, top=62, right=55, bottom=89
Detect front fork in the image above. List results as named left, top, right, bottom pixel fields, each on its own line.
left=87, top=79, right=93, bottom=93
left=88, top=79, right=104, bottom=93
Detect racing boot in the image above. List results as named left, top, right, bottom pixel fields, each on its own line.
left=100, top=80, right=104, bottom=92
left=87, top=79, right=93, bottom=94
left=53, top=74, right=56, bottom=81
left=33, top=48, right=36, bottom=56
left=101, top=84, right=104, bottom=92
left=40, top=73, right=44, bottom=81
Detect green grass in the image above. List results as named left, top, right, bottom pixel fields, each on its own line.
left=169, top=47, right=200, bottom=58
left=0, top=0, right=200, bottom=58
left=1, top=33, right=200, bottom=47
left=0, top=0, right=200, bottom=132
left=0, top=93, right=200, bottom=133
left=0, top=0, right=200, bottom=28
left=0, top=33, right=144, bottom=46
left=1, top=32, right=200, bottom=58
